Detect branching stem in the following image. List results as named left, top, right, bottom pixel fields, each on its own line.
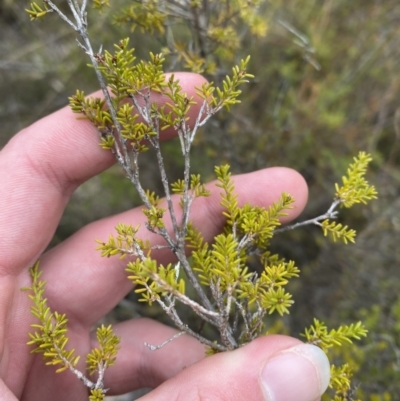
left=53, top=343, right=98, bottom=390
left=275, top=199, right=341, bottom=233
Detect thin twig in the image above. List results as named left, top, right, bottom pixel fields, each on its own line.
left=53, top=343, right=97, bottom=390
left=145, top=331, right=186, bottom=350
left=43, top=0, right=77, bottom=29
left=275, top=199, right=341, bottom=234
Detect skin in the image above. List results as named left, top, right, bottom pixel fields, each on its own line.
left=0, top=73, right=309, bottom=401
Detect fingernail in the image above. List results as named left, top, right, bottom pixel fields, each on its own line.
left=260, top=344, right=330, bottom=401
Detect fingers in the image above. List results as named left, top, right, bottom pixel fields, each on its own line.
left=40, top=167, right=308, bottom=326
left=0, top=73, right=207, bottom=277
left=0, top=379, right=19, bottom=401
left=115, top=334, right=330, bottom=401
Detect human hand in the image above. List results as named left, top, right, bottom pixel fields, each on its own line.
left=0, top=73, right=330, bottom=401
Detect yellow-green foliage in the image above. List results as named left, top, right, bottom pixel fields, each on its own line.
left=126, top=258, right=187, bottom=303
left=321, top=220, right=356, bottom=244
left=86, top=325, right=120, bottom=375
left=25, top=2, right=51, bottom=20
left=329, top=364, right=360, bottom=401
left=24, top=1, right=379, bottom=400
left=96, top=223, right=149, bottom=260
left=302, top=319, right=367, bottom=401
left=171, top=174, right=210, bottom=197
left=303, top=318, right=368, bottom=351
left=89, top=389, right=107, bottom=401
left=23, top=262, right=81, bottom=374
left=24, top=262, right=120, bottom=398
left=309, top=151, right=376, bottom=244
left=68, top=39, right=253, bottom=159
left=113, top=0, right=268, bottom=73
left=97, top=160, right=373, bottom=348
left=335, top=152, right=378, bottom=208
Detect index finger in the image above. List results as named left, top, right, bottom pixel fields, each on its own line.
left=0, top=73, right=208, bottom=277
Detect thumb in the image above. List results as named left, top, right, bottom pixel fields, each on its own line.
left=139, top=335, right=330, bottom=401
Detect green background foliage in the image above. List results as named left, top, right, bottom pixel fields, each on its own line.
left=3, top=0, right=400, bottom=399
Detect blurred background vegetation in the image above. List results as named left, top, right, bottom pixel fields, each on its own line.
left=2, top=0, right=400, bottom=399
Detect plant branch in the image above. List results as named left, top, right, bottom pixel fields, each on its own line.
left=53, top=342, right=98, bottom=390
left=148, top=271, right=219, bottom=320
left=275, top=199, right=341, bottom=233
left=43, top=0, right=77, bottom=29
left=145, top=331, right=185, bottom=350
